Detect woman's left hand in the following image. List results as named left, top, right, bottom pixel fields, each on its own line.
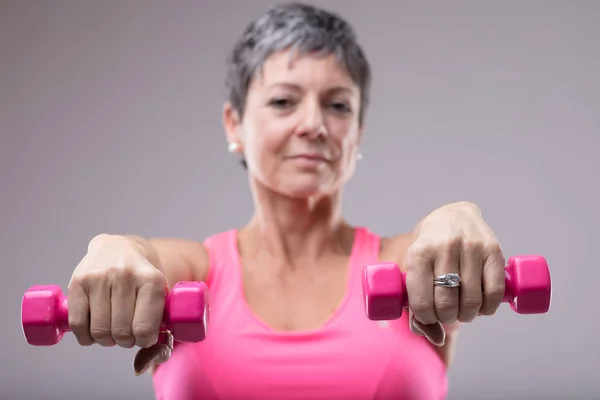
left=404, top=201, right=506, bottom=346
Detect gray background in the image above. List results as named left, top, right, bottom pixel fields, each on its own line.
left=1, top=0, right=598, bottom=399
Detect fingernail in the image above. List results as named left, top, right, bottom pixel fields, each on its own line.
left=410, top=317, right=425, bottom=336
left=429, top=323, right=446, bottom=347
left=411, top=319, right=446, bottom=347
left=432, top=335, right=445, bottom=347
left=134, top=358, right=156, bottom=376
left=423, top=332, right=444, bottom=347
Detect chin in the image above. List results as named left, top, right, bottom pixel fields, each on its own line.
left=278, top=178, right=333, bottom=199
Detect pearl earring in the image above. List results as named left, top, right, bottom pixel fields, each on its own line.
left=356, top=152, right=363, bottom=161
left=228, top=142, right=239, bottom=153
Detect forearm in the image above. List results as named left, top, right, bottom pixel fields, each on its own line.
left=434, top=327, right=460, bottom=368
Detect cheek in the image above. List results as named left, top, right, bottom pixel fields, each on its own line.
left=332, top=123, right=360, bottom=157
left=243, top=119, right=288, bottom=165
left=254, top=126, right=286, bottom=155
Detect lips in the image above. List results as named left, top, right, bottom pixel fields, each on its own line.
left=288, top=154, right=328, bottom=162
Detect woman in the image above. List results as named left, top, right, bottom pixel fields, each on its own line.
left=67, top=3, right=507, bottom=399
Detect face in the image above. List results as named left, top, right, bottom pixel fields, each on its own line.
left=224, top=50, right=363, bottom=199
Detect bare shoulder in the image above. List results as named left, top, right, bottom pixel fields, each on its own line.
left=377, top=232, right=416, bottom=271
left=147, top=237, right=211, bottom=285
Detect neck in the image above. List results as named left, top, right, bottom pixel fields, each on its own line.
left=240, top=181, right=350, bottom=266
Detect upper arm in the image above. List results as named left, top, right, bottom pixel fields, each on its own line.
left=147, top=237, right=210, bottom=289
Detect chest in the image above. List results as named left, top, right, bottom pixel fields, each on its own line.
left=154, top=314, right=448, bottom=400
left=240, top=254, right=351, bottom=331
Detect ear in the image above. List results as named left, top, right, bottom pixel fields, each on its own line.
left=223, top=102, right=244, bottom=152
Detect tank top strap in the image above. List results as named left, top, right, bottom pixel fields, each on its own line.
left=345, top=226, right=381, bottom=300
left=203, top=229, right=237, bottom=288
left=352, top=226, right=381, bottom=265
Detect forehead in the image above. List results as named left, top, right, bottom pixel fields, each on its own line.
left=250, top=50, right=358, bottom=93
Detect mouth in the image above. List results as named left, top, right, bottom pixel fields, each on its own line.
left=286, top=154, right=330, bottom=168
left=288, top=154, right=329, bottom=162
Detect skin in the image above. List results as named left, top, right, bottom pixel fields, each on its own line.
left=68, top=49, right=506, bottom=377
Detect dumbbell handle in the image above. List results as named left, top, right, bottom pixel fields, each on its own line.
left=25, top=289, right=173, bottom=334
left=21, top=281, right=208, bottom=345
left=364, top=255, right=552, bottom=320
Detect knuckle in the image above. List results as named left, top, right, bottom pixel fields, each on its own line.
left=405, top=253, right=431, bottom=273
left=90, top=326, right=112, bottom=341
left=463, top=239, right=484, bottom=254
left=410, top=299, right=434, bottom=316
left=77, top=338, right=95, bottom=346
left=111, top=325, right=133, bottom=338
left=76, top=262, right=137, bottom=288
left=484, top=284, right=505, bottom=300
left=88, top=233, right=112, bottom=247
left=443, top=236, right=462, bottom=252
left=132, top=323, right=157, bottom=344
left=105, top=263, right=136, bottom=282
left=138, top=269, right=166, bottom=288
left=459, top=311, right=478, bottom=322
left=112, top=328, right=134, bottom=346
left=434, top=298, right=457, bottom=315
left=478, top=307, right=496, bottom=316
left=68, top=316, right=86, bottom=332
left=72, top=332, right=94, bottom=346
left=89, top=233, right=131, bottom=251
left=461, top=296, right=483, bottom=311
left=70, top=327, right=94, bottom=346
left=436, top=244, right=454, bottom=260
left=407, top=241, right=434, bottom=259
left=479, top=299, right=501, bottom=316
left=135, top=336, right=158, bottom=349
left=485, top=244, right=504, bottom=260
left=68, top=274, right=89, bottom=291
left=85, top=268, right=110, bottom=282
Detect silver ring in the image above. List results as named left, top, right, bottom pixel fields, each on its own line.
left=433, top=273, right=461, bottom=288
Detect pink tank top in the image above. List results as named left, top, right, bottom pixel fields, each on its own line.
left=152, top=227, right=448, bottom=400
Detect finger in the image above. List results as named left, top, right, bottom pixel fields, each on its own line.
left=480, top=247, right=506, bottom=316
left=433, top=243, right=460, bottom=324
left=408, top=308, right=445, bottom=346
left=405, top=246, right=437, bottom=325
left=415, top=321, right=446, bottom=347
left=110, top=270, right=137, bottom=348
left=458, top=243, right=484, bottom=322
left=407, top=307, right=424, bottom=337
left=133, top=331, right=173, bottom=376
left=67, top=280, right=94, bottom=346
left=88, top=277, right=116, bottom=347
left=132, top=273, right=166, bottom=348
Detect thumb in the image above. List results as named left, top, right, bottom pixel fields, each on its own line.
left=133, top=331, right=173, bottom=376
left=408, top=308, right=446, bottom=347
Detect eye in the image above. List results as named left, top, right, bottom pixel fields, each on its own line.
left=329, top=102, right=352, bottom=114
left=269, top=98, right=295, bottom=109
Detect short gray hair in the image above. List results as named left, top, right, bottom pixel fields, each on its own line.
left=225, top=2, right=372, bottom=123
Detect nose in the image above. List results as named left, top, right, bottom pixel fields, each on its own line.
left=296, top=99, right=327, bottom=140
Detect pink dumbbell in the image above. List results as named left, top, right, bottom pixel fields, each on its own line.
left=363, top=255, right=552, bottom=321
left=21, top=281, right=209, bottom=346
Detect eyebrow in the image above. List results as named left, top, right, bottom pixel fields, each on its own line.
left=266, top=82, right=356, bottom=95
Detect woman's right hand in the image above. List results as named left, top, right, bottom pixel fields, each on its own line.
left=67, top=233, right=168, bottom=351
